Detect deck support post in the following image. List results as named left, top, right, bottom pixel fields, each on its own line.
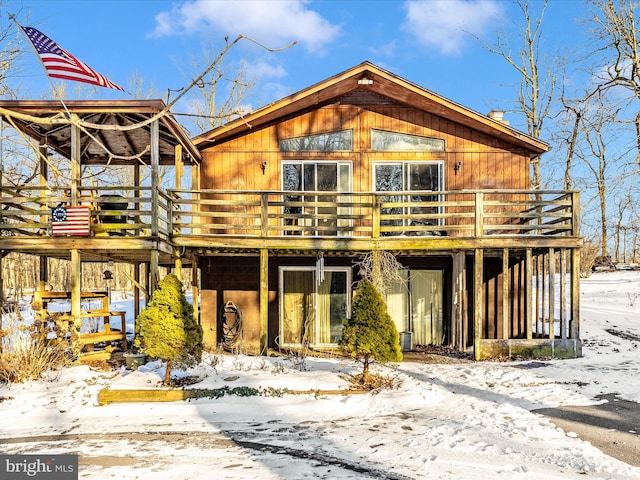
left=502, top=248, right=509, bottom=340
left=451, top=251, right=466, bottom=351
left=548, top=248, right=555, bottom=340
left=570, top=248, right=580, bottom=339
left=192, top=257, right=200, bottom=324
left=560, top=249, right=567, bottom=338
left=260, top=248, right=269, bottom=354
left=70, top=248, right=81, bottom=320
left=525, top=248, right=533, bottom=340
left=473, top=249, right=483, bottom=360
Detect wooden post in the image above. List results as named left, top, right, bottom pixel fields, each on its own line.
left=572, top=191, right=581, bottom=236
left=473, top=249, right=483, bottom=360
left=559, top=248, right=567, bottom=339
left=150, top=250, right=159, bottom=295
left=70, top=120, right=82, bottom=325
left=134, top=262, right=141, bottom=320
left=502, top=248, right=509, bottom=340
left=525, top=248, right=533, bottom=340
left=548, top=248, right=555, bottom=340
left=38, top=140, right=49, bottom=297
left=474, top=192, right=484, bottom=237
left=70, top=119, right=81, bottom=205
left=372, top=194, right=380, bottom=238
left=134, top=164, right=141, bottom=236
left=260, top=248, right=269, bottom=354
left=70, top=249, right=81, bottom=319
left=149, top=118, right=159, bottom=295
left=192, top=257, right=199, bottom=324
left=192, top=159, right=201, bottom=236
left=451, top=252, right=465, bottom=350
left=570, top=248, right=580, bottom=339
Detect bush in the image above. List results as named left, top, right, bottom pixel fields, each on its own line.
left=339, top=279, right=402, bottom=384
left=0, top=307, right=69, bottom=383
left=134, top=274, right=203, bottom=385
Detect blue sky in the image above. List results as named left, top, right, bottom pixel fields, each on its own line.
left=4, top=0, right=585, bottom=135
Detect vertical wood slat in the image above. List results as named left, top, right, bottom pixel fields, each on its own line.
left=71, top=249, right=81, bottom=319
left=559, top=248, right=567, bottom=339
left=572, top=192, right=581, bottom=236
left=548, top=247, right=555, bottom=340
left=473, top=249, right=483, bottom=360
left=150, top=119, right=160, bottom=238
left=70, top=119, right=81, bottom=205
left=535, top=254, right=540, bottom=335
left=261, top=193, right=269, bottom=237
left=571, top=248, right=581, bottom=339
left=525, top=248, right=533, bottom=340
left=474, top=192, right=484, bottom=237
left=502, top=248, right=509, bottom=340
left=192, top=257, right=200, bottom=325
left=452, top=252, right=465, bottom=350
left=149, top=119, right=160, bottom=296
left=260, top=248, right=269, bottom=355
left=372, top=195, right=380, bottom=238
left=70, top=121, right=81, bottom=322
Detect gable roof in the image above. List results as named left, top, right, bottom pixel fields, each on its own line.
left=193, top=61, right=549, bottom=155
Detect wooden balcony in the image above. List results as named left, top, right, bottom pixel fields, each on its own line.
left=168, top=189, right=582, bottom=253
left=0, top=187, right=579, bottom=261
left=0, top=187, right=581, bottom=259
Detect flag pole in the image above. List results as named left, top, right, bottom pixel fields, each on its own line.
left=8, top=13, right=72, bottom=117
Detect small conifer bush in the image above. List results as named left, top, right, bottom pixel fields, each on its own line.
left=134, top=274, right=203, bottom=385
left=339, top=279, right=402, bottom=384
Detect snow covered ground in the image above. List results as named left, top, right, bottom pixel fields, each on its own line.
left=1, top=271, right=639, bottom=479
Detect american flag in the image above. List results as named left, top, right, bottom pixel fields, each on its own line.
left=20, top=25, right=125, bottom=92
left=51, top=206, right=91, bottom=236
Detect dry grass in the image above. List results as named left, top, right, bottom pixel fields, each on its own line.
left=0, top=307, right=70, bottom=383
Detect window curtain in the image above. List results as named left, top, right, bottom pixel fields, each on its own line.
left=411, top=270, right=443, bottom=345
left=282, top=271, right=314, bottom=344
left=386, top=270, right=410, bottom=333
left=317, top=272, right=332, bottom=343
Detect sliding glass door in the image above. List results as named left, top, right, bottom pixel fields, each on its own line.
left=386, top=269, right=444, bottom=346
left=282, top=161, right=351, bottom=236
left=280, top=267, right=350, bottom=346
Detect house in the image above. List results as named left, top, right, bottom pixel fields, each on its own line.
left=0, top=62, right=582, bottom=361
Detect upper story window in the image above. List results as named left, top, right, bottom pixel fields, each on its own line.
left=279, top=130, right=353, bottom=152
left=371, top=129, right=445, bottom=152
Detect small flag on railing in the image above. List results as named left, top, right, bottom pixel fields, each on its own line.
left=51, top=206, right=91, bottom=236
left=19, top=24, right=125, bottom=92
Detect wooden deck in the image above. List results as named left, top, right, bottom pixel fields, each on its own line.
left=0, top=186, right=581, bottom=259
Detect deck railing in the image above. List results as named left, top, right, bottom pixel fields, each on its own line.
left=0, top=185, right=170, bottom=238
left=0, top=186, right=578, bottom=240
left=168, top=189, right=580, bottom=239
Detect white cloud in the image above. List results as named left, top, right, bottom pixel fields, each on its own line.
left=150, top=0, right=340, bottom=54
left=402, top=0, right=504, bottom=55
left=242, top=59, right=287, bottom=81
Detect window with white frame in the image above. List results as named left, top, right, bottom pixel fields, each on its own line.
left=373, top=161, right=444, bottom=234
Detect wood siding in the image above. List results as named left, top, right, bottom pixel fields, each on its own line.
left=200, top=105, right=530, bottom=192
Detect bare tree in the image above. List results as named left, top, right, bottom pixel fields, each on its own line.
left=476, top=0, right=556, bottom=189
left=177, top=45, right=256, bottom=135
left=587, top=0, right=640, bottom=162
left=574, top=93, right=630, bottom=257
